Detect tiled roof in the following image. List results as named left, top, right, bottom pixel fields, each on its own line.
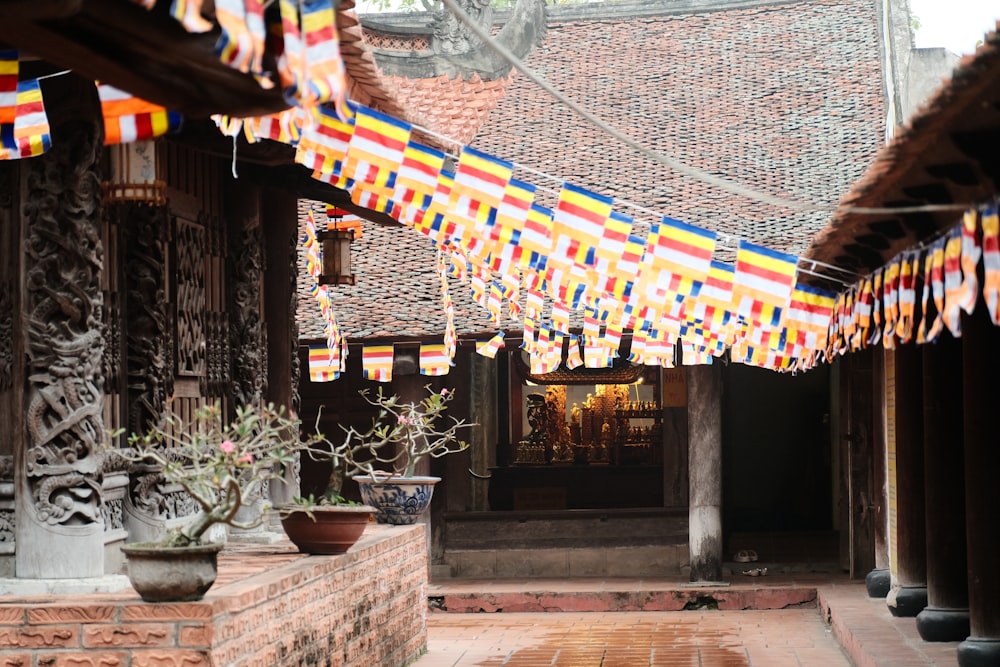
left=299, top=0, right=888, bottom=342
left=296, top=203, right=497, bottom=342
left=470, top=0, right=886, bottom=257
left=805, top=21, right=1000, bottom=278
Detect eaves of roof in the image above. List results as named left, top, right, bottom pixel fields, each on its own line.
left=804, top=22, right=1000, bottom=280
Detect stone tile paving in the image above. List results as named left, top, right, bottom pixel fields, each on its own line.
left=413, top=609, right=852, bottom=666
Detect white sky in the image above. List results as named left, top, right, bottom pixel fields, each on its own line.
left=910, top=0, right=999, bottom=55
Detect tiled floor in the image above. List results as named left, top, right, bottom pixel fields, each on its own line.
left=413, top=609, right=852, bottom=666
left=416, top=577, right=964, bottom=667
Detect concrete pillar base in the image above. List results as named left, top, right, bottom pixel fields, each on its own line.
left=887, top=584, right=927, bottom=617
left=916, top=607, right=970, bottom=642
left=958, top=638, right=1000, bottom=667
left=865, top=568, right=891, bottom=598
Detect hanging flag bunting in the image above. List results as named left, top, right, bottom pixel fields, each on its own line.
left=866, top=268, right=884, bottom=347
left=170, top=0, right=214, bottom=33
left=308, top=343, right=340, bottom=382
left=475, top=332, right=505, bottom=359
left=393, top=140, right=446, bottom=224
left=342, top=105, right=410, bottom=192
left=276, top=0, right=349, bottom=115
left=916, top=246, right=936, bottom=344
left=214, top=0, right=265, bottom=82
left=298, top=102, right=355, bottom=186
left=942, top=225, right=964, bottom=337
left=565, top=335, right=584, bottom=369
left=362, top=344, right=394, bottom=382
left=546, top=183, right=614, bottom=306
left=413, top=169, right=454, bottom=245
left=958, top=209, right=982, bottom=315
left=486, top=178, right=535, bottom=273
left=781, top=282, right=837, bottom=360
left=242, top=107, right=303, bottom=145
left=1, top=53, right=52, bottom=160
left=519, top=202, right=553, bottom=273
left=982, top=206, right=1000, bottom=325
left=894, top=250, right=919, bottom=344
left=419, top=342, right=451, bottom=376
left=880, top=258, right=901, bottom=349
left=732, top=240, right=798, bottom=329
left=448, top=147, right=513, bottom=255
left=851, top=276, right=874, bottom=351
left=438, top=250, right=457, bottom=360
left=98, top=84, right=182, bottom=146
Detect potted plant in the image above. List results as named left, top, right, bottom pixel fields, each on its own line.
left=106, top=401, right=334, bottom=601
left=343, top=385, right=474, bottom=525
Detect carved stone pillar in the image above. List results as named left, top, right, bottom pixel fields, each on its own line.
left=121, top=203, right=172, bottom=544
left=15, top=118, right=107, bottom=578
left=687, top=362, right=722, bottom=582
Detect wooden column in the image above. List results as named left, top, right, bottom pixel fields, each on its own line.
left=262, top=189, right=300, bottom=511
left=957, top=308, right=1000, bottom=667
left=886, top=344, right=927, bottom=617
left=916, top=335, right=969, bottom=641
left=866, top=346, right=891, bottom=597
left=687, top=362, right=722, bottom=582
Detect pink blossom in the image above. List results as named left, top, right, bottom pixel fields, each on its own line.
left=240, top=453, right=253, bottom=464
left=441, top=388, right=450, bottom=395
left=398, top=415, right=410, bottom=425
left=220, top=440, right=236, bottom=454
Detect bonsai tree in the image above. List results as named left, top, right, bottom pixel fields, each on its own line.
left=107, top=401, right=325, bottom=547
left=335, top=384, right=474, bottom=479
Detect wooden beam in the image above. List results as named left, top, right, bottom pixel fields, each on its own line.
left=0, top=0, right=288, bottom=118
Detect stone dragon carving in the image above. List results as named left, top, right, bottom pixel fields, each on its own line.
left=430, top=0, right=493, bottom=54
left=22, top=120, right=105, bottom=527
left=123, top=204, right=170, bottom=437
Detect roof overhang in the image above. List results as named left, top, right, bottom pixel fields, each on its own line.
left=804, top=27, right=1000, bottom=284
left=0, top=0, right=288, bottom=118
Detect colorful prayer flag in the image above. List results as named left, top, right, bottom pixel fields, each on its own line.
left=342, top=105, right=410, bottom=191
left=476, top=332, right=505, bottom=359
left=732, top=240, right=798, bottom=328
left=98, top=84, right=182, bottom=146
left=308, top=343, right=340, bottom=382
left=982, top=207, right=1000, bottom=325
left=362, top=344, right=394, bottom=382
left=419, top=342, right=451, bottom=376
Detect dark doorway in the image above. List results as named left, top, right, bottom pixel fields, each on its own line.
left=722, top=363, right=834, bottom=562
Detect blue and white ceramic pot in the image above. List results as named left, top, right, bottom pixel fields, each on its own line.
left=353, top=475, right=441, bottom=525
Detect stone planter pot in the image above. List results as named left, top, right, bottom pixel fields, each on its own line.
left=353, top=475, right=440, bottom=525
left=278, top=505, right=375, bottom=554
left=121, top=542, right=224, bottom=602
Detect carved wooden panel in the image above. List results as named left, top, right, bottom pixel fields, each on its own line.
left=174, top=217, right=206, bottom=377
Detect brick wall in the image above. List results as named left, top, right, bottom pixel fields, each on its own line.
left=0, top=524, right=427, bottom=667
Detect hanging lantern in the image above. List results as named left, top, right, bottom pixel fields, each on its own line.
left=318, top=207, right=356, bottom=285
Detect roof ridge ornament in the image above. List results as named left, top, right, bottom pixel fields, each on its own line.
left=430, top=0, right=493, bottom=54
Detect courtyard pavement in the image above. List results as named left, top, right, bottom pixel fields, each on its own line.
left=412, top=576, right=962, bottom=666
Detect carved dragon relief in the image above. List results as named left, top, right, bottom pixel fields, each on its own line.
left=430, top=0, right=492, bottom=54
left=289, top=228, right=300, bottom=415
left=0, top=282, right=12, bottom=392
left=22, top=120, right=105, bottom=527
left=229, top=220, right=265, bottom=408
left=174, top=216, right=206, bottom=379
left=121, top=204, right=173, bottom=521
left=123, top=204, right=169, bottom=437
